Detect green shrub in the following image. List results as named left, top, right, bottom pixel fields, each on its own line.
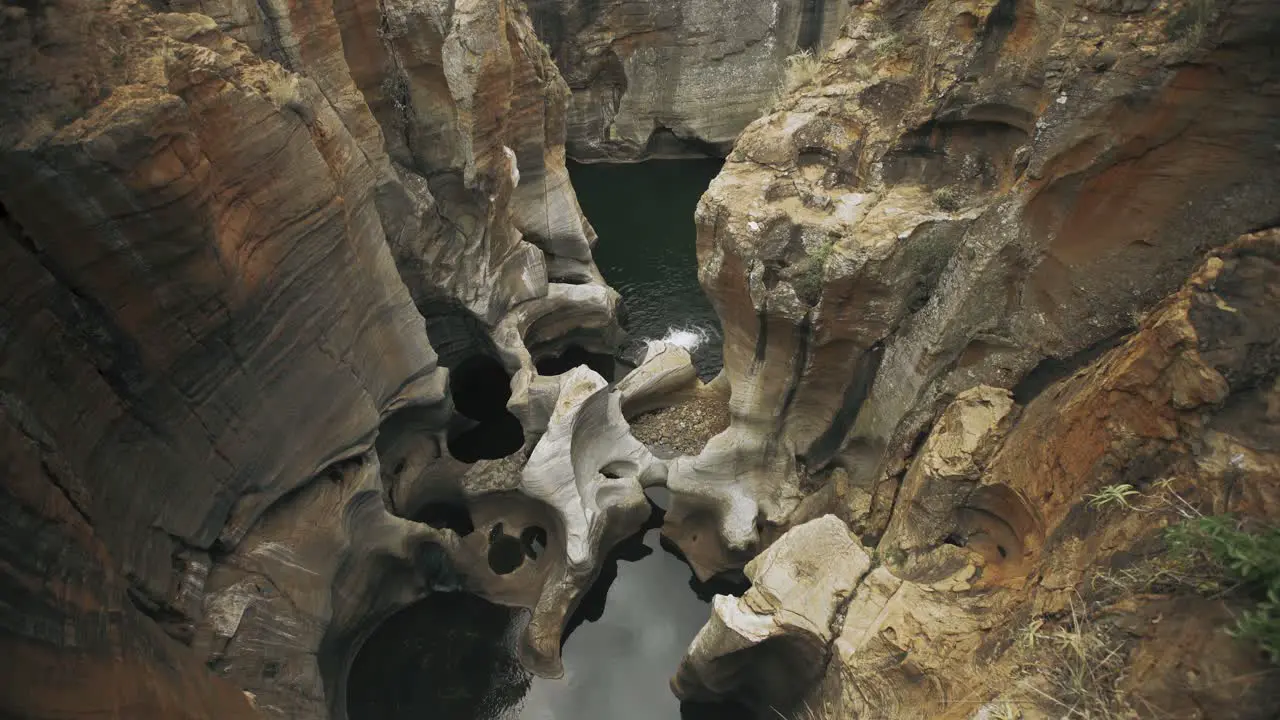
left=1165, top=0, right=1217, bottom=45
left=932, top=186, right=963, bottom=212
left=1166, top=515, right=1280, bottom=662
left=791, top=240, right=835, bottom=304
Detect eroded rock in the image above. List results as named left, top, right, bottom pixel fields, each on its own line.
left=527, top=0, right=853, bottom=160
left=672, top=515, right=871, bottom=710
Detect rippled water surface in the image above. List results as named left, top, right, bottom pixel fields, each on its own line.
left=569, top=159, right=726, bottom=379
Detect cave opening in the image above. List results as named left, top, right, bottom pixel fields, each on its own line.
left=487, top=523, right=526, bottom=575
left=345, top=495, right=749, bottom=720
left=414, top=501, right=475, bottom=537
left=568, top=159, right=726, bottom=380
left=534, top=343, right=617, bottom=379
left=445, top=354, right=525, bottom=463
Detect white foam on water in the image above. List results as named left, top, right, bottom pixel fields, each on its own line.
left=656, top=324, right=718, bottom=353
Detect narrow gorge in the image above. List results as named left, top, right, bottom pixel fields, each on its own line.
left=2, top=1, right=1279, bottom=719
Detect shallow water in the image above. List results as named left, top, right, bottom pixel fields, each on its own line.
left=570, top=159, right=725, bottom=380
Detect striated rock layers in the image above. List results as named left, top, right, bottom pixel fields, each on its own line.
left=525, top=0, right=852, bottom=161
left=665, top=1, right=1280, bottom=717
left=0, top=0, right=630, bottom=716
left=674, top=0, right=1280, bottom=579
left=681, top=229, right=1280, bottom=719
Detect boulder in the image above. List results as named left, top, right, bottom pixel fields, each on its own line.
left=672, top=515, right=871, bottom=709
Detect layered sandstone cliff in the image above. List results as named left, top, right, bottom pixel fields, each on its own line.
left=0, top=0, right=623, bottom=716
left=2, top=0, right=1279, bottom=718
left=665, top=0, right=1280, bottom=717
left=672, top=0, right=1280, bottom=577
left=678, top=229, right=1280, bottom=718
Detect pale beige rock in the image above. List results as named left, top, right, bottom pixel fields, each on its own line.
left=617, top=340, right=701, bottom=418
left=673, top=515, right=871, bottom=708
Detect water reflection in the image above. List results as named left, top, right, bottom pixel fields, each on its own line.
left=347, top=507, right=749, bottom=720
left=569, top=160, right=725, bottom=380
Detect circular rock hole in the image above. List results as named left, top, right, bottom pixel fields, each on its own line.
left=487, top=523, right=525, bottom=575
left=534, top=344, right=617, bottom=379
left=346, top=593, right=527, bottom=720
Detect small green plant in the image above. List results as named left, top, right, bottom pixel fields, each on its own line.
left=932, top=186, right=963, bottom=212
left=791, top=240, right=835, bottom=304
left=1086, top=483, right=1141, bottom=510
left=1166, top=515, right=1280, bottom=662
left=1165, top=0, right=1217, bottom=45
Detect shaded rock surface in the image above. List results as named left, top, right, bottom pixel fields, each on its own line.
left=672, top=515, right=871, bottom=709
left=0, top=0, right=627, bottom=716
left=526, top=0, right=852, bottom=160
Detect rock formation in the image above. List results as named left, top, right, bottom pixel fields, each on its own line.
left=672, top=515, right=871, bottom=710
left=525, top=0, right=852, bottom=160
left=3, top=0, right=1280, bottom=718
left=674, top=0, right=1280, bottom=587
left=0, top=0, right=629, bottom=715
left=658, top=1, right=1280, bottom=717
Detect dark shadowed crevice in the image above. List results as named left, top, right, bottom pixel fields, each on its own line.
left=644, top=126, right=728, bottom=158
left=414, top=502, right=475, bottom=536
left=487, top=523, right=525, bottom=575
left=796, top=0, right=824, bottom=51
left=774, top=313, right=813, bottom=432
left=345, top=593, right=531, bottom=720
left=803, top=342, right=885, bottom=470
left=535, top=344, right=617, bottom=379
left=445, top=355, right=524, bottom=463
left=1012, top=329, right=1128, bottom=404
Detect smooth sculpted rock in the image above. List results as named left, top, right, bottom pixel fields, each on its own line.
left=514, top=366, right=664, bottom=675
left=616, top=340, right=702, bottom=418
left=526, top=0, right=852, bottom=160
left=672, top=515, right=871, bottom=710
left=415, top=366, right=668, bottom=677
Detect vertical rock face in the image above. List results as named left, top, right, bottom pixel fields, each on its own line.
left=0, top=0, right=621, bottom=716
left=675, top=0, right=1280, bottom=574
left=524, top=0, right=853, bottom=160
left=680, top=231, right=1280, bottom=719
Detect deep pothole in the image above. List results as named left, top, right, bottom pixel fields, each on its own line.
left=346, top=511, right=750, bottom=720
left=446, top=354, right=524, bottom=463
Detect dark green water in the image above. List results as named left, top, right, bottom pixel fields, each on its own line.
left=570, top=160, right=725, bottom=380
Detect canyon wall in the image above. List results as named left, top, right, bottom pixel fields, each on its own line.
left=670, top=0, right=1280, bottom=716
left=678, top=0, right=1280, bottom=571
left=525, top=0, right=852, bottom=161
left=0, top=0, right=621, bottom=716
left=3, top=0, right=1279, bottom=718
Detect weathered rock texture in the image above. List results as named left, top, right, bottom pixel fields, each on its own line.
left=525, top=0, right=852, bottom=160
left=675, top=0, right=1280, bottom=579
left=672, top=515, right=871, bottom=709
left=0, top=0, right=626, bottom=715
left=710, top=233, right=1280, bottom=719
left=660, top=1, right=1280, bottom=716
